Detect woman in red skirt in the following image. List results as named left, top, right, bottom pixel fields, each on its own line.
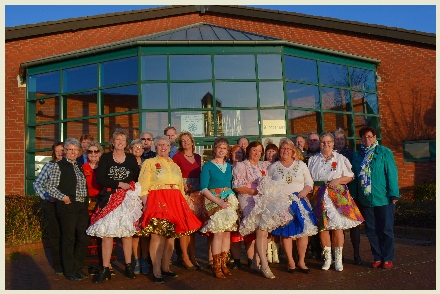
left=138, top=135, right=202, bottom=284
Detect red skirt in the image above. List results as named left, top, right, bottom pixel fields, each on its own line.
left=138, top=189, right=202, bottom=238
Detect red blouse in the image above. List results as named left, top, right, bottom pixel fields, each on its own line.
left=172, top=152, right=201, bottom=179
left=82, top=162, right=102, bottom=197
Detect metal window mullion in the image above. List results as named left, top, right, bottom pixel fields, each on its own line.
left=97, top=61, right=103, bottom=143
left=167, top=54, right=171, bottom=127
left=212, top=54, right=217, bottom=136
left=137, top=49, right=142, bottom=135
left=255, top=54, right=261, bottom=140
left=316, top=60, right=324, bottom=134
left=281, top=49, right=288, bottom=136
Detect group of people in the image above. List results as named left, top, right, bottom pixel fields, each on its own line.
left=33, top=125, right=400, bottom=284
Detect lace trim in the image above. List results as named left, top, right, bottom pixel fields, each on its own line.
left=288, top=195, right=318, bottom=238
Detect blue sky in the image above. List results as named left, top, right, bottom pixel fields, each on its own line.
left=4, top=4, right=436, bottom=34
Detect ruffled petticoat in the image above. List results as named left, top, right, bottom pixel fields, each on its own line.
left=239, top=177, right=293, bottom=236
left=86, top=182, right=143, bottom=238
left=199, top=191, right=239, bottom=234
left=322, top=190, right=362, bottom=230
left=271, top=193, right=318, bottom=238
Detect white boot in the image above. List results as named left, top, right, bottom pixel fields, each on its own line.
left=272, top=241, right=280, bottom=264
left=334, top=247, right=344, bottom=271
left=322, top=246, right=332, bottom=270
left=266, top=241, right=273, bottom=263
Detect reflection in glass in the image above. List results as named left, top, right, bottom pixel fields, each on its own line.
left=171, top=83, right=212, bottom=109
left=28, top=71, right=60, bottom=99
left=285, top=56, right=318, bottom=83
left=286, top=82, right=319, bottom=109
left=319, top=62, right=349, bottom=87
left=354, top=115, right=380, bottom=138
left=214, top=55, right=255, bottom=79
left=170, top=55, right=211, bottom=80
left=257, top=55, right=282, bottom=79
left=36, top=97, right=60, bottom=123
left=103, top=114, right=139, bottom=142
left=220, top=110, right=258, bottom=136
left=65, top=119, right=98, bottom=142
left=259, top=81, right=284, bottom=107
left=321, top=87, right=351, bottom=111
left=171, top=111, right=212, bottom=137
left=261, top=109, right=286, bottom=135
left=66, top=92, right=97, bottom=118
left=404, top=142, right=430, bottom=160
left=34, top=151, right=52, bottom=177
left=142, top=112, right=169, bottom=141
left=322, top=113, right=352, bottom=134
left=287, top=110, right=319, bottom=135
left=350, top=67, right=376, bottom=91
left=63, top=64, right=97, bottom=93
left=352, top=92, right=378, bottom=114
left=215, top=82, right=256, bottom=107
left=35, top=124, right=60, bottom=150
left=101, top=57, right=138, bottom=87
left=102, top=85, right=138, bottom=114
left=142, top=55, right=167, bottom=81
left=142, top=83, right=168, bottom=109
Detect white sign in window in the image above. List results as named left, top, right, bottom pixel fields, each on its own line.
left=181, top=114, right=205, bottom=137
left=262, top=120, right=286, bottom=135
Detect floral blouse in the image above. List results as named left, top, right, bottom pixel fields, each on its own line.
left=232, top=160, right=271, bottom=190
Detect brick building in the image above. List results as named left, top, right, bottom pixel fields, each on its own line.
left=5, top=5, right=435, bottom=196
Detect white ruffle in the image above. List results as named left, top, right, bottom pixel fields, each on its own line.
left=239, top=177, right=293, bottom=236
left=289, top=195, right=318, bottom=238
left=323, top=190, right=361, bottom=230
left=199, top=194, right=239, bottom=234
left=86, top=182, right=143, bottom=238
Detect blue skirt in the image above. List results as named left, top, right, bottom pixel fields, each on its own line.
left=271, top=193, right=319, bottom=238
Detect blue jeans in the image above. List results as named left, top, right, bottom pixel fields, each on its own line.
left=359, top=203, right=396, bottom=262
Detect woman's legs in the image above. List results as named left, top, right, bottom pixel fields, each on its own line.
left=230, top=241, right=242, bottom=259
left=207, top=235, right=213, bottom=264
left=101, top=237, right=114, bottom=267
left=161, top=238, right=175, bottom=272
left=255, top=229, right=269, bottom=270
left=179, top=235, right=194, bottom=267
left=121, top=237, right=133, bottom=264
left=281, top=237, right=295, bottom=269
left=150, top=234, right=166, bottom=277
left=332, top=230, right=344, bottom=247
left=141, top=236, right=150, bottom=259
left=320, top=230, right=331, bottom=247
left=188, top=233, right=198, bottom=265
left=132, top=236, right=140, bottom=260
left=296, top=236, right=309, bottom=269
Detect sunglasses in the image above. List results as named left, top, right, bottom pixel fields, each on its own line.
left=141, top=138, right=153, bottom=141
left=87, top=150, right=100, bottom=154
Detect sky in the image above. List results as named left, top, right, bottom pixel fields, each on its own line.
left=4, top=3, right=437, bottom=34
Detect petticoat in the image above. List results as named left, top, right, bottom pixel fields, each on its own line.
left=322, top=190, right=362, bottom=230
left=199, top=191, right=239, bottom=234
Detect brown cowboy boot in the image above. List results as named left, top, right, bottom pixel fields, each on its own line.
left=212, top=253, right=226, bottom=279
left=220, top=251, right=232, bottom=276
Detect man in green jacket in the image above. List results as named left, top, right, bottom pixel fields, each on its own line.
left=350, top=126, right=401, bottom=270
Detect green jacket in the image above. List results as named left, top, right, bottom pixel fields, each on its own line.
left=349, top=144, right=401, bottom=207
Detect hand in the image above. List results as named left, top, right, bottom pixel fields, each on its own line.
left=297, top=190, right=309, bottom=198
left=251, top=189, right=258, bottom=196
left=62, top=195, right=71, bottom=204
left=118, top=182, right=131, bottom=190
left=328, top=179, right=339, bottom=189
left=218, top=200, right=230, bottom=209
left=392, top=199, right=398, bottom=204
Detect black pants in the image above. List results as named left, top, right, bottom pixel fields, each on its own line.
left=349, top=225, right=361, bottom=257
left=56, top=200, right=90, bottom=276
left=44, top=201, right=63, bottom=272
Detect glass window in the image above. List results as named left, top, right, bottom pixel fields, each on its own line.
left=65, top=119, right=98, bottom=142
left=321, top=87, right=351, bottom=111
left=352, top=92, right=378, bottom=114
left=259, top=81, right=284, bottom=107
left=354, top=115, right=380, bottom=138
left=63, top=64, right=97, bottom=93
left=350, top=67, right=376, bottom=91
left=220, top=109, right=258, bottom=136
left=288, top=110, right=320, bottom=135
left=171, top=111, right=212, bottom=137
left=35, top=97, right=60, bottom=123
left=319, top=62, right=349, bottom=87
left=322, top=112, right=352, bottom=133
left=257, top=55, right=282, bottom=79
left=403, top=140, right=436, bottom=162
left=215, top=82, right=256, bottom=107
left=170, top=83, right=213, bottom=109
left=103, top=114, right=139, bottom=143
left=101, top=57, right=138, bottom=87
left=35, top=124, right=60, bottom=150
left=214, top=55, right=255, bottom=79
left=170, top=55, right=211, bottom=80
left=142, top=83, right=168, bottom=109
left=28, top=71, right=60, bottom=99
left=34, top=151, right=52, bottom=177
left=285, top=56, right=317, bottom=83
left=142, top=112, right=169, bottom=138
left=102, top=85, right=138, bottom=114
left=286, top=82, right=319, bottom=109
left=66, top=92, right=97, bottom=118
left=261, top=109, right=286, bottom=135
left=142, top=55, right=167, bottom=81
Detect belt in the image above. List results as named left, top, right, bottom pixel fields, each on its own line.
left=209, top=187, right=232, bottom=193
left=314, top=181, right=327, bottom=186
left=150, top=184, right=181, bottom=191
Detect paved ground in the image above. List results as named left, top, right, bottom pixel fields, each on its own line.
left=4, top=233, right=436, bottom=290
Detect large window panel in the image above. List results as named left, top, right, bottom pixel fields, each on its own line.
left=170, top=83, right=213, bottom=109
left=28, top=71, right=60, bottom=99
left=142, top=55, right=167, bottom=81
left=259, top=81, right=284, bottom=107
left=66, top=92, right=97, bottom=119
left=142, top=83, right=168, bottom=109
left=288, top=110, right=320, bottom=135
left=257, top=55, right=282, bottom=79
left=170, top=55, right=211, bottom=80
left=319, top=62, right=349, bottom=87
left=261, top=109, right=286, bottom=135
left=65, top=119, right=98, bottom=142
left=214, top=55, right=255, bottom=79
left=220, top=110, right=258, bottom=136
left=285, top=56, right=318, bottom=83
left=354, top=115, right=380, bottom=138
left=103, top=114, right=139, bottom=143
left=142, top=112, right=169, bottom=138
left=286, top=82, right=320, bottom=109
left=35, top=124, right=60, bottom=150
left=171, top=111, right=212, bottom=137
left=35, top=97, right=60, bottom=123
left=322, top=112, right=352, bottom=134
left=101, top=57, right=138, bottom=87
left=352, top=91, right=378, bottom=114
left=34, top=151, right=52, bottom=177
left=63, top=64, right=97, bottom=93
left=350, top=67, right=376, bottom=91
left=215, top=82, right=256, bottom=107
left=102, top=85, right=138, bottom=114
left=321, top=87, right=351, bottom=111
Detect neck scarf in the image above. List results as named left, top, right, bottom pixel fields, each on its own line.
left=358, top=140, right=378, bottom=195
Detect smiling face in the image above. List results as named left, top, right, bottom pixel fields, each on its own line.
left=87, top=145, right=102, bottom=163
left=130, top=143, right=144, bottom=159
left=214, top=143, right=229, bottom=160
left=320, top=135, right=334, bottom=154
left=180, top=135, right=193, bottom=151
left=232, top=148, right=244, bottom=163
left=65, top=144, right=80, bottom=162
left=248, top=145, right=263, bottom=162
left=334, top=134, right=346, bottom=151
left=156, top=139, right=171, bottom=157
left=307, top=134, right=320, bottom=152
left=279, top=143, right=295, bottom=162
left=140, top=133, right=154, bottom=150
left=113, top=134, right=127, bottom=151
left=54, top=145, right=64, bottom=161
left=361, top=131, right=376, bottom=147
left=265, top=148, right=277, bottom=163
left=295, top=136, right=305, bottom=150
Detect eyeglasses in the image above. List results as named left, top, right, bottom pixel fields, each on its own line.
left=66, top=148, right=79, bottom=152
left=320, top=141, right=333, bottom=145
left=280, top=147, right=293, bottom=151
left=87, top=149, right=100, bottom=154
left=131, top=146, right=143, bottom=149
left=141, top=138, right=153, bottom=141
left=362, top=135, right=375, bottom=139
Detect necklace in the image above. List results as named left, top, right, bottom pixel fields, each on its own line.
left=276, top=161, right=299, bottom=184
left=184, top=153, right=194, bottom=158
left=113, top=152, right=126, bottom=164
left=213, top=159, right=225, bottom=171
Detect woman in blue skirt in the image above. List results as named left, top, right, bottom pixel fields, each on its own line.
left=269, top=138, right=318, bottom=273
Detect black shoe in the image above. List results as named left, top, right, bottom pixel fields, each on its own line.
left=76, top=270, right=89, bottom=279
left=247, top=258, right=253, bottom=268
left=296, top=266, right=310, bottom=274
left=230, top=259, right=241, bottom=269
left=153, top=275, right=165, bottom=284
left=287, top=268, right=296, bottom=273
left=161, top=270, right=178, bottom=278
left=93, top=267, right=111, bottom=284
left=125, top=263, right=136, bottom=279
left=66, top=273, right=82, bottom=281
left=354, top=255, right=362, bottom=265
left=55, top=269, right=64, bottom=276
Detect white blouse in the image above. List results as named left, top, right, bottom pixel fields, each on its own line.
left=308, top=151, right=354, bottom=182
left=267, top=160, right=313, bottom=195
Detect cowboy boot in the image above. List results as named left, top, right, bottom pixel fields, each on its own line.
left=266, top=241, right=273, bottom=263
left=212, top=253, right=226, bottom=279
left=334, top=247, right=344, bottom=272
left=322, top=246, right=332, bottom=270
left=220, top=251, right=232, bottom=276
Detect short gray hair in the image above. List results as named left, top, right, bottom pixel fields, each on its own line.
left=333, top=127, right=346, bottom=139
left=86, top=140, right=104, bottom=154
left=319, top=132, right=335, bottom=142
left=64, top=138, right=81, bottom=150
left=130, top=139, right=143, bottom=149
left=154, top=135, right=171, bottom=149
left=140, top=131, right=153, bottom=138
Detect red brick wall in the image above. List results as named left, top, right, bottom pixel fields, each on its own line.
left=5, top=11, right=435, bottom=194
